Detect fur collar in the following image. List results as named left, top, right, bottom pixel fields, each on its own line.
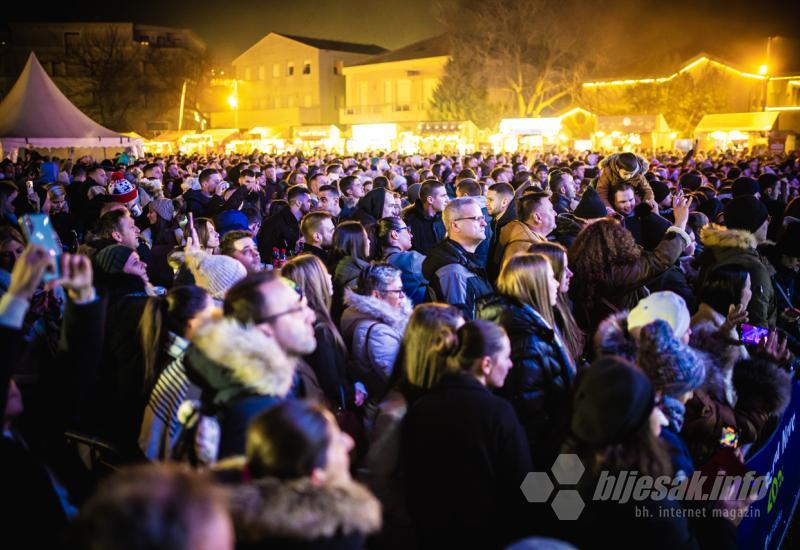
left=593, top=311, right=638, bottom=361
left=230, top=477, right=382, bottom=542
left=190, top=317, right=295, bottom=399
left=343, top=288, right=411, bottom=332
left=701, top=224, right=758, bottom=251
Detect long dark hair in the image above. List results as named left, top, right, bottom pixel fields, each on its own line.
left=446, top=320, right=508, bottom=377
left=700, top=264, right=750, bottom=317
left=329, top=221, right=370, bottom=267
left=139, top=285, right=210, bottom=391
left=246, top=400, right=331, bottom=480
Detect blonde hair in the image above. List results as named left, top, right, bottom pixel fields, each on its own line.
left=397, top=303, right=463, bottom=391
left=497, top=253, right=557, bottom=329
left=281, top=254, right=345, bottom=351
left=528, top=242, right=585, bottom=363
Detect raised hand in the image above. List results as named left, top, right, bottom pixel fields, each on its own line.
left=53, top=254, right=95, bottom=303
left=8, top=244, right=51, bottom=300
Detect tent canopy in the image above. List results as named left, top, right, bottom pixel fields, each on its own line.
left=695, top=112, right=779, bottom=133
left=0, top=52, right=138, bottom=150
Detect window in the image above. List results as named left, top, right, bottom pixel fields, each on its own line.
left=384, top=80, right=394, bottom=104
left=396, top=79, right=411, bottom=105
left=304, top=94, right=313, bottom=107
left=357, top=81, right=369, bottom=107
left=273, top=63, right=280, bottom=78
left=287, top=62, right=295, bottom=76
left=303, top=60, right=311, bottom=75
left=258, top=65, right=266, bottom=80
left=287, top=95, right=295, bottom=107
left=244, top=66, right=252, bottom=80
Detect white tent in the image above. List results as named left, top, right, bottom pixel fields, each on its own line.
left=0, top=52, right=142, bottom=157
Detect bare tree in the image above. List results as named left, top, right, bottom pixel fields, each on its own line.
left=65, top=27, right=145, bottom=130
left=434, top=0, right=600, bottom=120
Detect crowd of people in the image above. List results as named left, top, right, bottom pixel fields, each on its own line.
left=1, top=146, right=798, bottom=549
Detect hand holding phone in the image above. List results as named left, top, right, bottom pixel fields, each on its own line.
left=18, top=214, right=61, bottom=282
left=740, top=323, right=769, bottom=345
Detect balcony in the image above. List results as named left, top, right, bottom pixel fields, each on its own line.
left=209, top=106, right=324, bottom=129
left=340, top=103, right=430, bottom=124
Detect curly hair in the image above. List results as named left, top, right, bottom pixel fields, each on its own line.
left=568, top=219, right=641, bottom=304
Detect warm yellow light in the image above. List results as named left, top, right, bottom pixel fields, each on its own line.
left=227, top=95, right=238, bottom=109
left=594, top=131, right=605, bottom=138
left=669, top=132, right=678, bottom=139
left=758, top=65, right=768, bottom=75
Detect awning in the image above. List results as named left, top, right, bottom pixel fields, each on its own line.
left=151, top=130, right=195, bottom=143
left=247, top=126, right=290, bottom=140
left=201, top=128, right=239, bottom=142
left=695, top=112, right=779, bottom=133
left=121, top=131, right=145, bottom=140
left=598, top=115, right=669, bottom=133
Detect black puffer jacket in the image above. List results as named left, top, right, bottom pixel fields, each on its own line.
left=477, top=294, right=576, bottom=468
left=402, top=200, right=446, bottom=255
left=422, top=239, right=493, bottom=320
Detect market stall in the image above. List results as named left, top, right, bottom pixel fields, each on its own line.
left=595, top=114, right=675, bottom=151
left=694, top=112, right=779, bottom=151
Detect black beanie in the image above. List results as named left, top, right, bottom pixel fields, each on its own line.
left=724, top=195, right=769, bottom=233
left=679, top=171, right=703, bottom=192
left=571, top=357, right=655, bottom=447
left=574, top=185, right=607, bottom=220
left=732, top=177, right=759, bottom=197
left=650, top=179, right=670, bottom=204
left=758, top=173, right=780, bottom=195
left=95, top=244, right=134, bottom=275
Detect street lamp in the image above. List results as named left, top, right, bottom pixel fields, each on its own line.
left=227, top=79, right=239, bottom=128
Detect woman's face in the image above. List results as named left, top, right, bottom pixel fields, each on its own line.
left=740, top=274, right=752, bottom=311
left=0, top=239, right=25, bottom=271
left=486, top=335, right=513, bottom=389
left=147, top=205, right=158, bottom=226
left=362, top=230, right=371, bottom=258
left=545, top=262, right=560, bottom=307
left=322, top=412, right=354, bottom=483
left=379, top=275, right=406, bottom=309
left=123, top=252, right=148, bottom=280
left=559, top=256, right=573, bottom=294
left=205, top=221, right=220, bottom=249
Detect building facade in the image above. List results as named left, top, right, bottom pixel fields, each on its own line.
left=207, top=33, right=385, bottom=129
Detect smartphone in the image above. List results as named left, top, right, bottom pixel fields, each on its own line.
left=19, top=214, right=61, bottom=282
left=188, top=212, right=195, bottom=236
left=720, top=425, right=739, bottom=449
left=740, top=323, right=769, bottom=345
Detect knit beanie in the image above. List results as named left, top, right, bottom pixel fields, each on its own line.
left=150, top=198, right=174, bottom=221
left=627, top=291, right=691, bottom=339
left=758, top=173, right=780, bottom=195
left=650, top=179, right=670, bottom=204
left=95, top=244, right=134, bottom=275
left=574, top=185, right=607, bottom=220
left=213, top=210, right=249, bottom=237
left=636, top=320, right=706, bottom=397
left=731, top=177, right=759, bottom=198
left=108, top=172, right=138, bottom=203
left=186, top=251, right=246, bottom=300
left=571, top=356, right=655, bottom=447
left=723, top=195, right=768, bottom=233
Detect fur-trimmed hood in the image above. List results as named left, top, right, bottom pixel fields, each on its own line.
left=733, top=359, right=792, bottom=416
left=229, top=477, right=382, bottom=543
left=342, top=287, right=411, bottom=333
left=186, top=317, right=296, bottom=406
left=701, top=223, right=758, bottom=251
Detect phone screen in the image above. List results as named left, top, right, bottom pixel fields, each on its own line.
left=720, top=425, right=739, bottom=448
left=740, top=323, right=769, bottom=345
left=19, top=214, right=61, bottom=282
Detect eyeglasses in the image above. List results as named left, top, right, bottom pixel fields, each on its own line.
left=454, top=215, right=485, bottom=223
left=254, top=281, right=306, bottom=323
left=396, top=226, right=412, bottom=233
left=381, top=288, right=406, bottom=296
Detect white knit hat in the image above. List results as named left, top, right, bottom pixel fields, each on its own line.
left=186, top=251, right=246, bottom=300
left=627, top=291, right=691, bottom=339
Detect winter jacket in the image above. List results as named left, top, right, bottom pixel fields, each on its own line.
left=257, top=206, right=301, bottom=260
left=382, top=246, right=428, bottom=305
left=422, top=238, right=493, bottom=320
left=229, top=476, right=382, bottom=550
left=340, top=289, right=411, bottom=400
left=477, top=294, right=576, bottom=468
left=496, top=220, right=549, bottom=269
left=487, top=203, right=517, bottom=281
left=331, top=256, right=369, bottom=324
left=402, top=200, right=446, bottom=255
left=595, top=153, right=654, bottom=207
left=402, top=372, right=533, bottom=550
left=698, top=224, right=776, bottom=328
left=302, top=320, right=352, bottom=408
left=184, top=317, right=296, bottom=459
left=571, top=226, right=691, bottom=334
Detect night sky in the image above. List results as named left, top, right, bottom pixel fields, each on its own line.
left=6, top=0, right=800, bottom=68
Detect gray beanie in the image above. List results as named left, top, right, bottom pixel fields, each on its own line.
left=186, top=251, right=246, bottom=300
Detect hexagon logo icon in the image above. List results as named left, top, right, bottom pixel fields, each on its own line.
left=520, top=471, right=554, bottom=503
left=551, top=454, right=585, bottom=485
left=551, top=489, right=585, bottom=521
